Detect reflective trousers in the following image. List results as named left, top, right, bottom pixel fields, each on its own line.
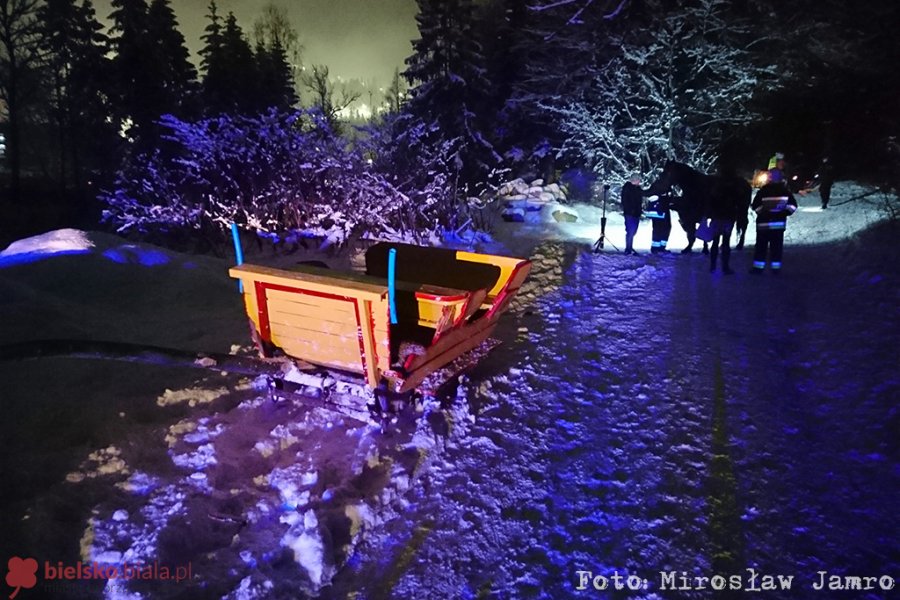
left=753, top=227, right=785, bottom=270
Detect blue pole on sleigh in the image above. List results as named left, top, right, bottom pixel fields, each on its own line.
left=388, top=248, right=398, bottom=325
left=231, top=223, right=244, bottom=293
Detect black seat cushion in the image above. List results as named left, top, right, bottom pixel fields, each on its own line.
left=365, top=242, right=500, bottom=293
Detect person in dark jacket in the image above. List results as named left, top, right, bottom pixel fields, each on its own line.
left=767, top=152, right=786, bottom=183
left=750, top=175, right=798, bottom=274
left=709, top=178, right=750, bottom=275
left=621, top=174, right=646, bottom=255
left=818, top=156, right=834, bottom=209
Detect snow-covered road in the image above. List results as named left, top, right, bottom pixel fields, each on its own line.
left=2, top=184, right=897, bottom=600
left=329, top=226, right=899, bottom=599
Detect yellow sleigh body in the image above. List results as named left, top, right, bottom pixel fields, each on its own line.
left=229, top=242, right=530, bottom=393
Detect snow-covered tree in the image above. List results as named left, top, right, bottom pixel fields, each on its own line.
left=505, top=0, right=625, bottom=165
left=555, top=0, right=777, bottom=183
left=402, top=0, right=500, bottom=194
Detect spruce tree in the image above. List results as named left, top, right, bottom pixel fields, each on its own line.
left=251, top=2, right=300, bottom=76
left=147, top=0, right=196, bottom=118
left=403, top=0, right=499, bottom=193
left=40, top=0, right=115, bottom=189
left=107, top=0, right=152, bottom=139
left=255, top=37, right=297, bottom=111
left=0, top=0, right=45, bottom=201
left=383, top=67, right=405, bottom=115
left=108, top=0, right=197, bottom=141
left=198, top=0, right=224, bottom=112
left=475, top=0, right=529, bottom=161
left=199, top=7, right=257, bottom=114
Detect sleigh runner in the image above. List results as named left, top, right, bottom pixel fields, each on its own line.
left=229, top=242, right=531, bottom=396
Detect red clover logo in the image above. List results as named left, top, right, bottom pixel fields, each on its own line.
left=6, top=554, right=191, bottom=596
left=5, top=557, right=38, bottom=599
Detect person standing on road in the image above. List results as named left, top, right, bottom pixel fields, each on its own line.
left=767, top=152, right=787, bottom=185
left=621, top=173, right=646, bottom=255
left=750, top=171, right=798, bottom=274
left=818, top=156, right=834, bottom=209
left=709, top=169, right=750, bottom=275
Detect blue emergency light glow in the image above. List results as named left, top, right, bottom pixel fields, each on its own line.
left=231, top=223, right=244, bottom=292
left=388, top=248, right=398, bottom=325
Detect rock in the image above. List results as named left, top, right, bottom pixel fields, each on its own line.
left=539, top=192, right=555, bottom=203
left=505, top=199, right=544, bottom=212
left=530, top=178, right=544, bottom=186
left=510, top=179, right=528, bottom=194
left=552, top=208, right=579, bottom=223
left=502, top=208, right=526, bottom=222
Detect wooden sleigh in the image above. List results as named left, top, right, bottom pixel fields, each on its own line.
left=229, top=242, right=531, bottom=395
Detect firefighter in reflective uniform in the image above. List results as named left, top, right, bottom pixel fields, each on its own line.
left=645, top=193, right=672, bottom=253
left=767, top=151, right=785, bottom=172
left=750, top=169, right=797, bottom=274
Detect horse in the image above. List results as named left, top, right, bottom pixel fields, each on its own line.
left=648, top=160, right=751, bottom=253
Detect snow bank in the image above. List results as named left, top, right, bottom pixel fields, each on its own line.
left=0, top=228, right=94, bottom=266
left=0, top=228, right=94, bottom=256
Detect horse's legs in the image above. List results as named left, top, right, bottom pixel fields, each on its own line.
left=702, top=240, right=710, bottom=255
left=710, top=235, right=720, bottom=271
left=721, top=222, right=735, bottom=273
left=681, top=220, right=696, bottom=253
left=721, top=235, right=733, bottom=273
left=736, top=226, right=746, bottom=250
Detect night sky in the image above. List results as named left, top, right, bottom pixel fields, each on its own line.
left=95, top=0, right=419, bottom=84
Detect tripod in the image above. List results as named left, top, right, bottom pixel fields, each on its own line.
left=593, top=184, right=618, bottom=252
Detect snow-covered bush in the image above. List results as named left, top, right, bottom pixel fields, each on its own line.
left=359, top=113, right=490, bottom=243
left=101, top=109, right=443, bottom=247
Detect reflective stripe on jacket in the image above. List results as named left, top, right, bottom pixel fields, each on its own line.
left=752, top=182, right=797, bottom=229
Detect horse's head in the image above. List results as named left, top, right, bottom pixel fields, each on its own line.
left=648, top=160, right=677, bottom=195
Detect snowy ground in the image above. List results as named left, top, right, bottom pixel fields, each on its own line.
left=2, top=182, right=898, bottom=599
